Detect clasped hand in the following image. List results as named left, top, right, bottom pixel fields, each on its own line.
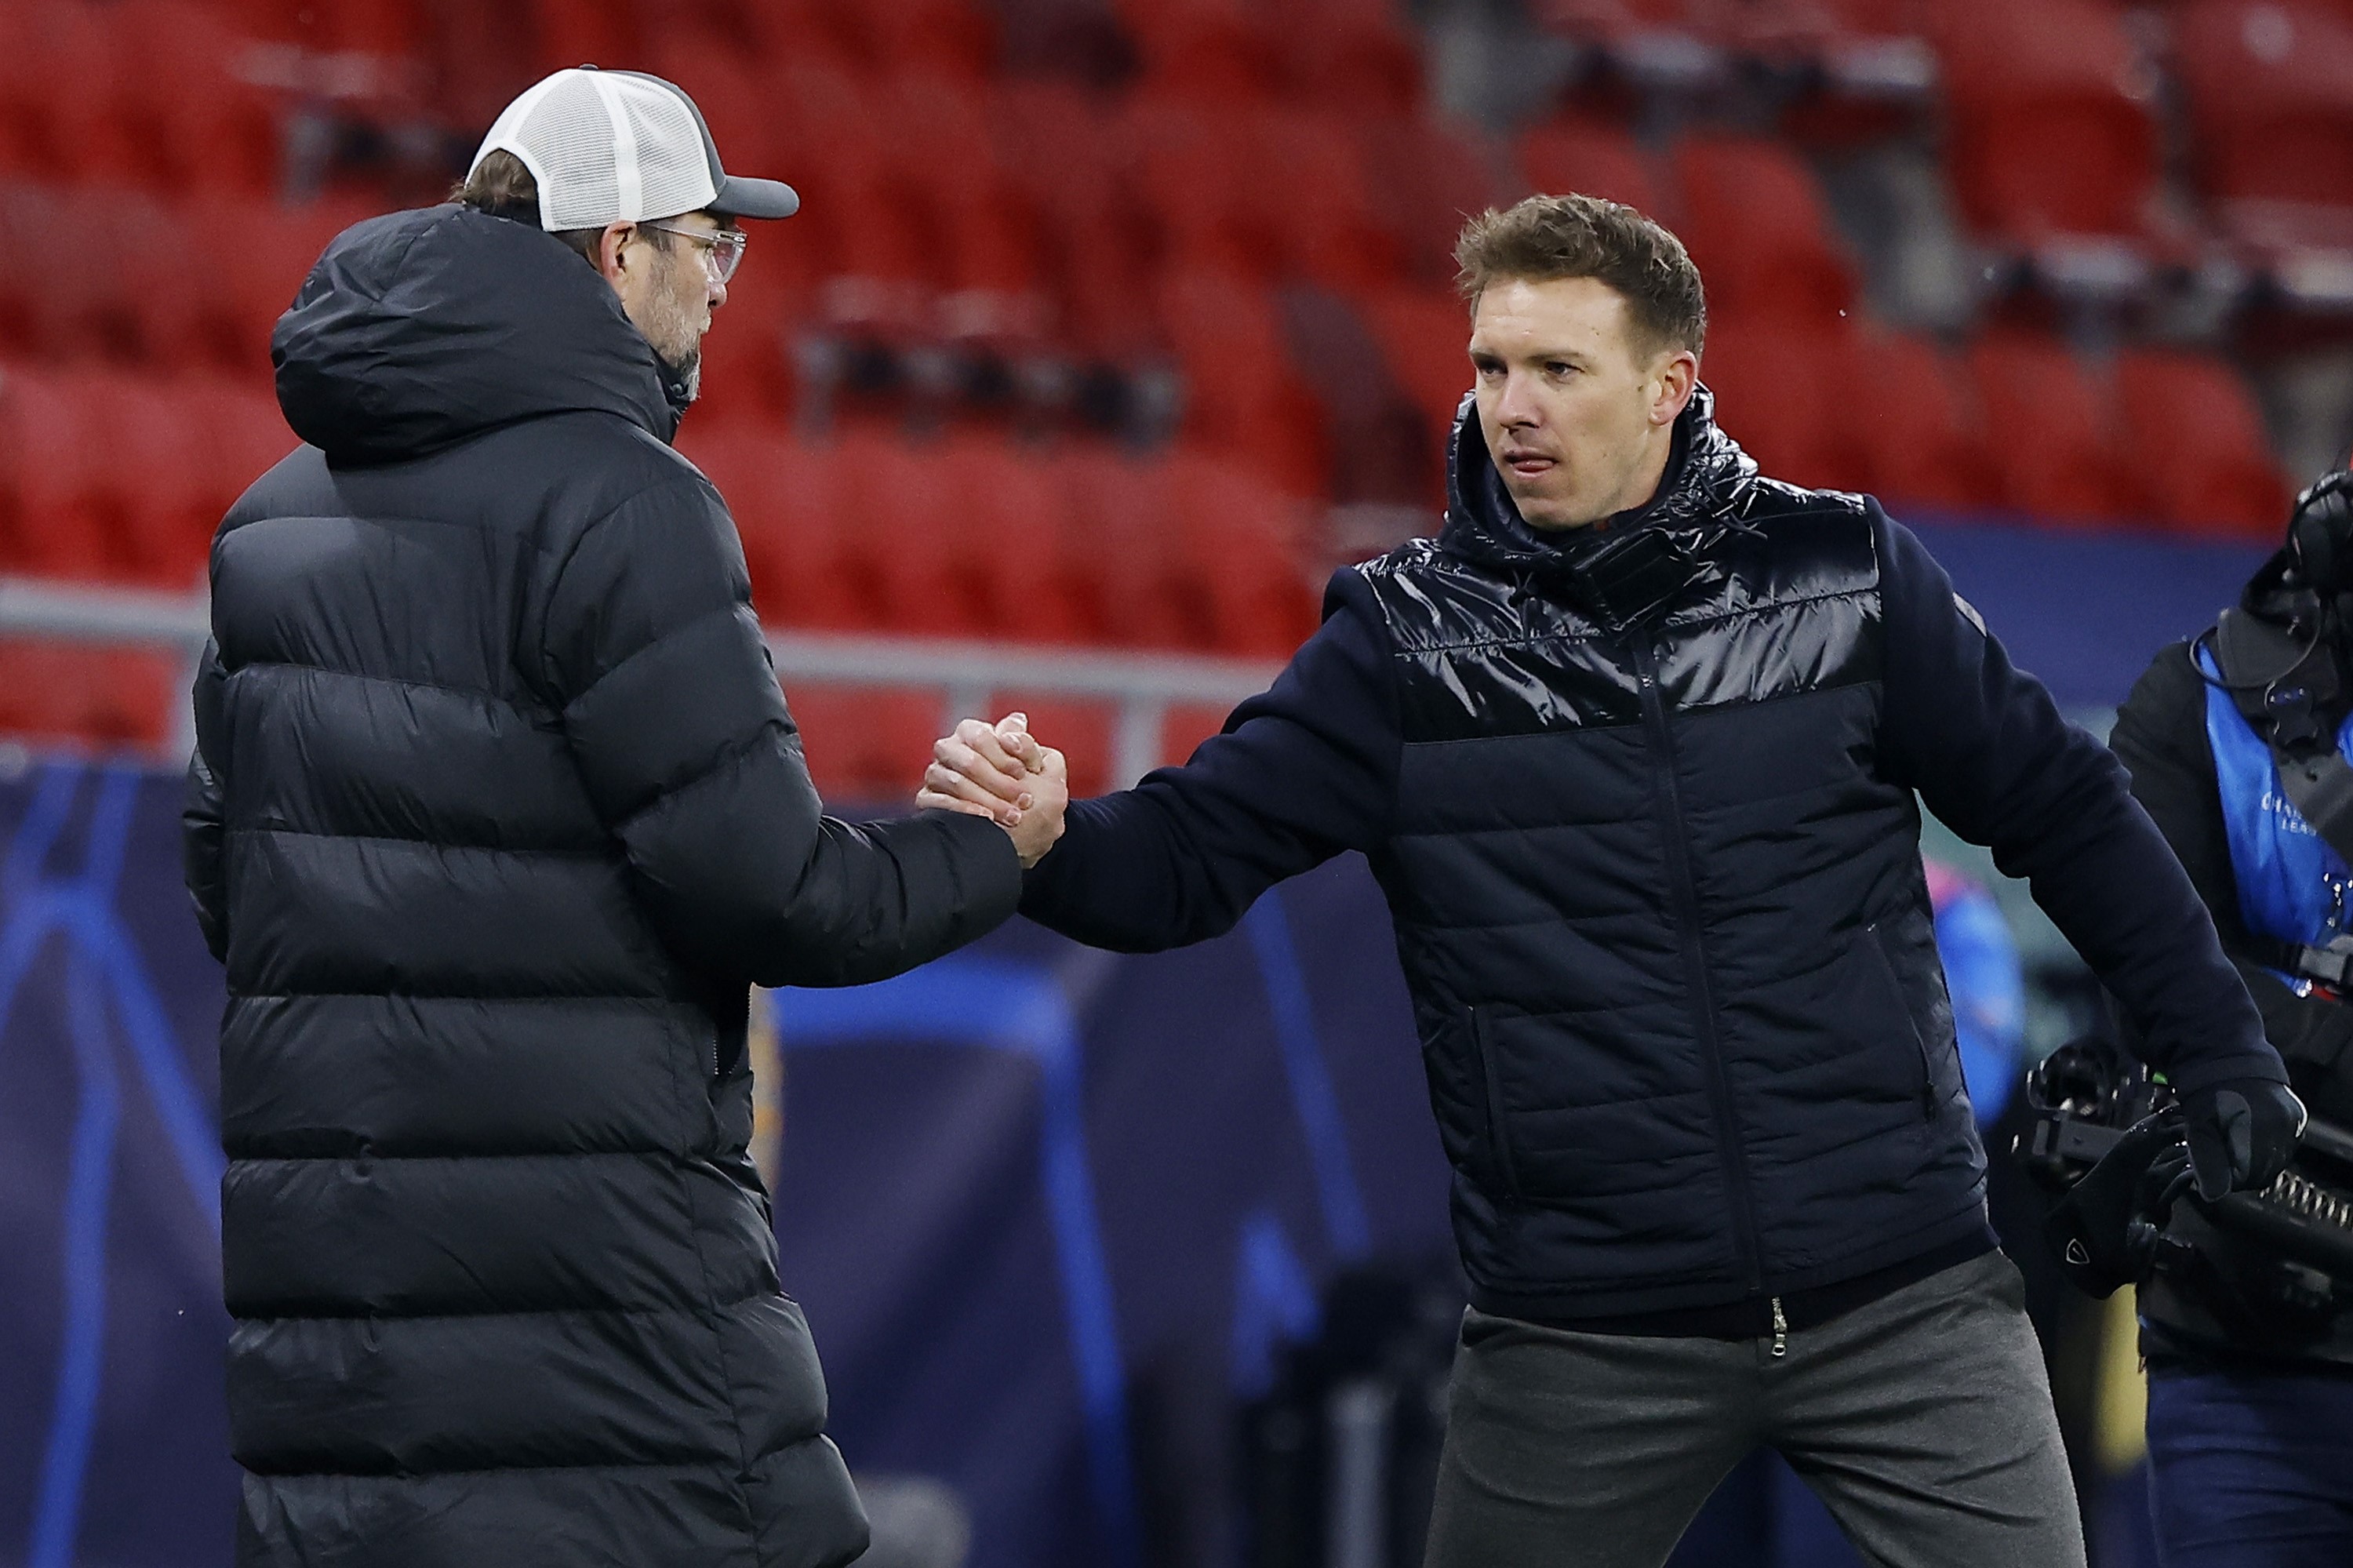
left=918, top=712, right=1068, bottom=868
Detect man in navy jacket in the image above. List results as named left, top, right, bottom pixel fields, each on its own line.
left=929, top=196, right=2297, bottom=1567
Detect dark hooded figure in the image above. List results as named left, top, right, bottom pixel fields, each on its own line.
left=182, top=68, right=1057, bottom=1568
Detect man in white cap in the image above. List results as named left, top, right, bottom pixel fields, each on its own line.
left=457, top=64, right=802, bottom=413
left=186, top=67, right=1065, bottom=1568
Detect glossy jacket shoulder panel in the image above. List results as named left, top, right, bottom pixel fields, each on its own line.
left=1353, top=484, right=1883, bottom=742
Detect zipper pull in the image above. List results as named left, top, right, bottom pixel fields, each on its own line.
left=1769, top=1297, right=1788, bottom=1359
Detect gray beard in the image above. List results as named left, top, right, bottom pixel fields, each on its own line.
left=654, top=345, right=700, bottom=417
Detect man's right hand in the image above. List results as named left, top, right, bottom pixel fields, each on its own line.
left=918, top=712, right=1069, bottom=868
left=2180, top=1075, right=2306, bottom=1201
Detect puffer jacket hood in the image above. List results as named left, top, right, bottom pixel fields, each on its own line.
left=1438, top=384, right=1760, bottom=574
left=272, top=204, right=678, bottom=464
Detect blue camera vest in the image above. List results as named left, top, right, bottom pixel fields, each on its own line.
left=2199, top=642, right=2353, bottom=964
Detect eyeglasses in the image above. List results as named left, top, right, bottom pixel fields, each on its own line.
left=640, top=220, right=747, bottom=283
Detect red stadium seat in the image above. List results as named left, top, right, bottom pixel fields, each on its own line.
left=1529, top=0, right=1682, bottom=41
left=675, top=426, right=789, bottom=615
left=707, top=434, right=890, bottom=633
left=1967, top=331, right=2137, bottom=524
left=185, top=196, right=376, bottom=376
left=987, top=694, right=1115, bottom=797
left=1513, top=119, right=1671, bottom=213
left=1121, top=0, right=1286, bottom=104
left=181, top=376, right=299, bottom=519
left=14, top=4, right=137, bottom=188
left=0, top=362, right=249, bottom=587
left=851, top=434, right=1003, bottom=638
left=1360, top=116, right=1507, bottom=288
left=220, top=0, right=419, bottom=52
left=773, top=63, right=939, bottom=308
left=1817, top=0, right=1932, bottom=29
left=1055, top=444, right=1218, bottom=650
left=1699, top=320, right=1869, bottom=493
left=1158, top=701, right=1235, bottom=768
left=691, top=329, right=788, bottom=435
left=0, top=185, right=121, bottom=361
left=646, top=38, right=781, bottom=176
left=1357, top=286, right=1472, bottom=453
left=114, top=2, right=283, bottom=195
left=0, top=638, right=176, bottom=751
left=858, top=0, right=1004, bottom=80
left=1165, top=453, right=1319, bottom=657
left=878, top=75, right=1053, bottom=331
left=0, top=364, right=123, bottom=580
left=1126, top=99, right=1281, bottom=280
left=85, top=373, right=219, bottom=587
left=1671, top=137, right=1856, bottom=324
left=2113, top=349, right=2292, bottom=539
left=2170, top=2, right=2353, bottom=216
left=1844, top=330, right=2002, bottom=514
left=779, top=438, right=902, bottom=633
left=1275, top=0, right=1426, bottom=115
left=1250, top=107, right=1402, bottom=294
left=0, top=6, right=47, bottom=179
left=1934, top=0, right=2162, bottom=243
left=1155, top=270, right=1329, bottom=493
left=784, top=685, right=944, bottom=803
left=991, top=82, right=1158, bottom=357
left=525, top=0, right=646, bottom=75
left=936, top=435, right=1100, bottom=643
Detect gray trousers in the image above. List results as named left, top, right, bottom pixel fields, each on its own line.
left=1424, top=1250, right=2086, bottom=1568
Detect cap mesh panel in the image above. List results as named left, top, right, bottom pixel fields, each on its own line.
left=480, top=71, right=718, bottom=231
left=620, top=89, right=714, bottom=223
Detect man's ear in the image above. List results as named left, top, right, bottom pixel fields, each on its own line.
left=1652, top=350, right=1698, bottom=426
left=595, top=222, right=634, bottom=286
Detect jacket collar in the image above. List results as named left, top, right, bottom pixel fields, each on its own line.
left=1437, top=384, right=1758, bottom=576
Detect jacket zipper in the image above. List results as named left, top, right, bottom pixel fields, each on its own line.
left=1770, top=1297, right=1788, bottom=1359
left=1630, top=639, right=1763, bottom=1293
left=709, top=1024, right=721, bottom=1079
left=1466, top=1006, right=1522, bottom=1200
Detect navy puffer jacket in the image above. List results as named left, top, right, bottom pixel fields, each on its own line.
left=1021, top=390, right=2282, bottom=1322
left=184, top=204, right=1022, bottom=1568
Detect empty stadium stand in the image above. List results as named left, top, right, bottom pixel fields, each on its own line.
left=0, top=0, right=2329, bottom=784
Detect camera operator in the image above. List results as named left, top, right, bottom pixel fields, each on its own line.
left=2101, top=471, right=2353, bottom=1565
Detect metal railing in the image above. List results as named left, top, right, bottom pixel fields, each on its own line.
left=0, top=576, right=1279, bottom=788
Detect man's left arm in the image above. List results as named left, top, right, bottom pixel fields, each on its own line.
left=1872, top=511, right=2298, bottom=1195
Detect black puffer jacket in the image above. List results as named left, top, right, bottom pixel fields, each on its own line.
left=1022, top=391, right=2282, bottom=1322
left=182, top=204, right=1022, bottom=1568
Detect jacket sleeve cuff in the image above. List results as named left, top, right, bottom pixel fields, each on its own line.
left=907, top=808, right=1026, bottom=934
left=2158, top=1043, right=2292, bottom=1095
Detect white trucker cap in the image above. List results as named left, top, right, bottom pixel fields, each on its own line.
left=468, top=65, right=800, bottom=231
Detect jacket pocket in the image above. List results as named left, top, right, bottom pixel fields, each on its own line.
left=1465, top=1006, right=1522, bottom=1200
left=1863, top=922, right=1936, bottom=1123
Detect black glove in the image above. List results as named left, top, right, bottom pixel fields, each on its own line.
left=2180, top=1076, right=2307, bottom=1202
left=2046, top=1111, right=2197, bottom=1297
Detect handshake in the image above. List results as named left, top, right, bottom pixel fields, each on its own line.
left=917, top=712, right=1070, bottom=868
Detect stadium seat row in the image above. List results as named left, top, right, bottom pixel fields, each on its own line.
left=678, top=422, right=1322, bottom=658
left=1537, top=0, right=2353, bottom=282
left=0, top=638, right=180, bottom=752
left=0, top=184, right=373, bottom=376
left=0, top=363, right=288, bottom=587
left=1702, top=324, right=2289, bottom=536
left=0, top=1, right=289, bottom=197
left=0, top=631, right=1224, bottom=802
left=0, top=360, right=1323, bottom=653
